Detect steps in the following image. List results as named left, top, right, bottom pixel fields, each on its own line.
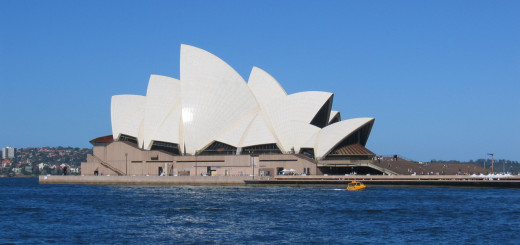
left=89, top=154, right=125, bottom=176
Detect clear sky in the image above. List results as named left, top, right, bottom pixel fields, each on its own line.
left=1, top=0, right=518, bottom=162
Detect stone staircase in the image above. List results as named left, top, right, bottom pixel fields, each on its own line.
left=88, top=154, right=125, bottom=176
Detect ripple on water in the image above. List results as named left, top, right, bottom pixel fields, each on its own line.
left=1, top=179, right=520, bottom=244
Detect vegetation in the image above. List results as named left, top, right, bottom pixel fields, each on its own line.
left=1, top=146, right=91, bottom=177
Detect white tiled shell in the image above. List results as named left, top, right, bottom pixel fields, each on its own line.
left=314, top=117, right=375, bottom=159
left=265, top=91, right=333, bottom=124
left=142, top=75, right=182, bottom=150
left=111, top=95, right=146, bottom=141
left=262, top=91, right=333, bottom=152
left=180, top=44, right=259, bottom=154
left=239, top=112, right=279, bottom=148
left=300, top=131, right=319, bottom=149
left=215, top=112, right=257, bottom=147
left=278, top=121, right=321, bottom=153
left=247, top=66, right=287, bottom=109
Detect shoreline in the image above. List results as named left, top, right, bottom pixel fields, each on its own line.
left=38, top=175, right=520, bottom=188
left=1, top=176, right=39, bottom=178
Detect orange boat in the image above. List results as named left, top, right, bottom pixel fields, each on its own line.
left=346, top=181, right=366, bottom=191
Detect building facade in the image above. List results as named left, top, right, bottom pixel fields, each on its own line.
left=2, top=146, right=16, bottom=159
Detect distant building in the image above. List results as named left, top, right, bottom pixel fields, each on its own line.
left=2, top=159, right=13, bottom=167
left=12, top=167, right=22, bottom=174
left=2, top=146, right=16, bottom=159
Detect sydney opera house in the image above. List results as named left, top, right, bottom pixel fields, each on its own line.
left=81, top=45, right=387, bottom=177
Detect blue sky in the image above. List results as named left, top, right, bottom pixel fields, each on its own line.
left=1, top=1, right=518, bottom=162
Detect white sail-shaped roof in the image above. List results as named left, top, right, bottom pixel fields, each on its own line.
left=262, top=91, right=332, bottom=151
left=265, top=91, right=333, bottom=124
left=314, top=118, right=375, bottom=159
left=111, top=95, right=146, bottom=141
left=247, top=67, right=287, bottom=109
left=277, top=121, right=321, bottom=153
left=180, top=44, right=259, bottom=154
left=109, top=44, right=375, bottom=158
left=142, top=75, right=182, bottom=150
left=240, top=112, right=279, bottom=148
left=301, top=131, right=319, bottom=149
left=215, top=112, right=257, bottom=147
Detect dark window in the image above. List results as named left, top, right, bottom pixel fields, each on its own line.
left=199, top=141, right=237, bottom=155
left=242, top=144, right=281, bottom=155
left=277, top=167, right=284, bottom=175
left=151, top=141, right=180, bottom=155
left=119, top=134, right=138, bottom=145
left=300, top=148, right=315, bottom=159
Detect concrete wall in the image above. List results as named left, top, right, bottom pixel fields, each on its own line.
left=258, top=154, right=318, bottom=175
left=82, top=141, right=319, bottom=177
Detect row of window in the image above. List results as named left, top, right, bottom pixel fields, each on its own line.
left=117, top=135, right=371, bottom=159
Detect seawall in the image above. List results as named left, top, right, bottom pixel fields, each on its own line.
left=248, top=175, right=520, bottom=188
left=39, top=174, right=520, bottom=188
left=39, top=175, right=251, bottom=185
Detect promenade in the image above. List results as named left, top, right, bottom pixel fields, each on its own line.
left=39, top=174, right=520, bottom=188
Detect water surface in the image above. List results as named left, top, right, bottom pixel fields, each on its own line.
left=1, top=178, right=519, bottom=244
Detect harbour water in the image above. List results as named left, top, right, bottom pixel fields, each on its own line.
left=1, top=178, right=519, bottom=244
